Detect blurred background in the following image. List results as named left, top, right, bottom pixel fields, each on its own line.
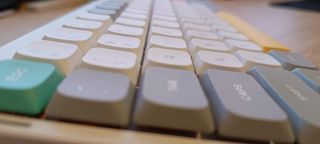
left=0, top=0, right=319, bottom=67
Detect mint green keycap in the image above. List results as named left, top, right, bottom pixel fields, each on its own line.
left=0, top=60, right=63, bottom=115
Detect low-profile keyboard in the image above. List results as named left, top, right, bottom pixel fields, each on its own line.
left=0, top=0, right=319, bottom=143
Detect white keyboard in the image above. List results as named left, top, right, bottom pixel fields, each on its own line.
left=0, top=0, right=319, bottom=144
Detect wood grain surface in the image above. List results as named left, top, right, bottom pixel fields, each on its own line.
left=213, top=0, right=320, bottom=67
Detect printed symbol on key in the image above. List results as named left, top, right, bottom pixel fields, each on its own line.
left=233, top=83, right=251, bottom=102
left=285, top=84, right=309, bottom=102
left=5, top=68, right=28, bottom=82
left=164, top=55, right=176, bottom=60
left=167, top=80, right=178, bottom=92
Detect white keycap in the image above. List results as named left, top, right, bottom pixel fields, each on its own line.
left=225, top=39, right=263, bottom=52
left=149, top=35, right=187, bottom=51
left=211, top=25, right=238, bottom=33
left=152, top=20, right=180, bottom=29
left=193, top=50, right=244, bottom=75
left=97, top=34, right=142, bottom=57
left=127, top=6, right=150, bottom=12
left=125, top=8, right=149, bottom=15
left=217, top=31, right=250, bottom=41
left=14, top=40, right=82, bottom=75
left=121, top=12, right=148, bottom=20
left=207, top=18, right=230, bottom=26
left=77, top=12, right=113, bottom=25
left=107, top=24, right=144, bottom=39
left=153, top=11, right=175, bottom=17
left=153, top=14, right=177, bottom=22
left=80, top=48, right=139, bottom=85
left=115, top=17, right=146, bottom=28
left=189, top=38, right=231, bottom=55
left=143, top=48, right=193, bottom=71
left=182, top=23, right=211, bottom=32
left=64, top=19, right=104, bottom=36
left=149, top=26, right=183, bottom=38
left=235, top=50, right=282, bottom=71
left=179, top=17, right=205, bottom=25
left=43, top=27, right=94, bottom=53
left=184, top=30, right=219, bottom=41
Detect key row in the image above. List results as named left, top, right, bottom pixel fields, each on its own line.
left=1, top=59, right=319, bottom=143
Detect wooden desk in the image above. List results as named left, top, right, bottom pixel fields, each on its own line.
left=213, top=0, right=320, bottom=67
left=0, top=0, right=319, bottom=67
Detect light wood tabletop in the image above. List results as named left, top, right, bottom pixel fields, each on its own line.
left=213, top=0, right=320, bottom=67
left=0, top=0, right=319, bottom=67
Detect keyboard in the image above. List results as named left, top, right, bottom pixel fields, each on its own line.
left=0, top=0, right=319, bottom=143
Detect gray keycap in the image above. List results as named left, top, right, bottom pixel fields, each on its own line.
left=46, top=69, right=134, bottom=126
left=97, top=4, right=121, bottom=11
left=88, top=8, right=117, bottom=20
left=249, top=66, right=320, bottom=143
left=292, top=68, right=320, bottom=94
left=269, top=50, right=317, bottom=70
left=200, top=69, right=294, bottom=143
left=134, top=67, right=214, bottom=132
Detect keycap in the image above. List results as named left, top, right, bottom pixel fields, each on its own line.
left=269, top=50, right=317, bottom=70
left=235, top=50, right=281, bottom=71
left=211, top=25, right=238, bottom=33
left=149, top=35, right=187, bottom=51
left=115, top=17, right=146, bottom=28
left=46, top=69, right=134, bottom=126
left=125, top=8, right=149, bottom=15
left=225, top=39, right=263, bottom=52
left=121, top=12, right=147, bottom=20
left=188, top=38, right=230, bottom=55
left=77, top=12, right=113, bottom=26
left=143, top=48, right=193, bottom=71
left=217, top=31, right=249, bottom=41
left=193, top=50, right=244, bottom=75
left=179, top=17, right=205, bottom=25
left=96, top=4, right=121, bottom=11
left=64, top=19, right=104, bottom=36
left=152, top=20, right=180, bottom=29
left=149, top=26, right=182, bottom=38
left=14, top=40, right=82, bottom=75
left=249, top=66, right=320, bottom=143
left=153, top=11, right=175, bottom=17
left=97, top=34, right=141, bottom=56
left=107, top=24, right=144, bottom=39
left=217, top=12, right=289, bottom=52
left=292, top=68, right=320, bottom=94
left=134, top=67, right=214, bottom=132
left=80, top=48, right=139, bottom=85
left=182, top=23, right=211, bottom=32
left=152, top=14, right=177, bottom=22
left=200, top=69, right=294, bottom=143
left=184, top=30, right=219, bottom=41
left=43, top=27, right=94, bottom=53
left=88, top=8, right=117, bottom=20
left=0, top=60, right=63, bottom=115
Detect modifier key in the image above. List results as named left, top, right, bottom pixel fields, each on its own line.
left=201, top=69, right=294, bottom=142
left=249, top=66, right=320, bottom=144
